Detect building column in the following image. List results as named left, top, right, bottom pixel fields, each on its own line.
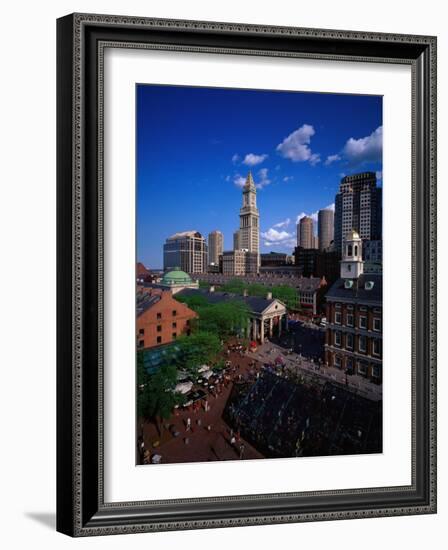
left=260, top=317, right=265, bottom=344
left=278, top=316, right=282, bottom=337
left=252, top=319, right=258, bottom=341
left=269, top=317, right=273, bottom=338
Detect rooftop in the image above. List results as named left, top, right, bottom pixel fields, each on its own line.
left=167, top=230, right=203, bottom=240
left=136, top=292, right=162, bottom=317
left=325, top=274, right=382, bottom=304
left=161, top=268, right=193, bottom=286
left=177, top=288, right=285, bottom=315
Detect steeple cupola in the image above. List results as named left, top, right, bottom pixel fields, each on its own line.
left=340, top=230, right=364, bottom=279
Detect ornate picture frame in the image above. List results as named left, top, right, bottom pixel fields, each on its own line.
left=57, top=13, right=437, bottom=536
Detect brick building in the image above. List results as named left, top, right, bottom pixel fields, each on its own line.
left=324, top=230, right=382, bottom=383
left=136, top=289, right=197, bottom=350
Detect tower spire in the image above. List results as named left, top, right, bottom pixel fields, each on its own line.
left=244, top=171, right=256, bottom=190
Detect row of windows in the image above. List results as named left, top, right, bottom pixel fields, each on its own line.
left=333, top=356, right=381, bottom=378
left=333, top=331, right=381, bottom=356
left=139, top=321, right=181, bottom=335
left=138, top=333, right=178, bottom=348
left=155, top=310, right=177, bottom=320
left=334, top=311, right=381, bottom=331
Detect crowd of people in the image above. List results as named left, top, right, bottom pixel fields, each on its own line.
left=225, top=365, right=382, bottom=458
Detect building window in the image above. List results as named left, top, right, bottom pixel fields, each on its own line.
left=346, top=333, right=354, bottom=350
left=373, top=318, right=381, bottom=332
left=335, top=311, right=342, bottom=325
left=172, top=310, right=177, bottom=316
left=335, top=331, right=341, bottom=347
left=357, top=361, right=368, bottom=376
left=157, top=325, right=162, bottom=332
left=334, top=355, right=342, bottom=369
left=359, top=316, right=367, bottom=329
left=157, top=336, right=162, bottom=344
left=172, top=333, right=177, bottom=340
left=139, top=328, right=144, bottom=335
left=348, top=244, right=352, bottom=256
left=156, top=312, right=162, bottom=320
left=138, top=340, right=144, bottom=348
left=172, top=322, right=177, bottom=329
left=347, top=313, right=354, bottom=327
left=359, top=335, right=367, bottom=353
left=373, top=339, right=381, bottom=356
left=372, top=365, right=381, bottom=378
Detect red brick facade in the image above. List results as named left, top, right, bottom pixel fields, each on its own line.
left=324, top=301, right=382, bottom=382
left=137, top=291, right=197, bottom=349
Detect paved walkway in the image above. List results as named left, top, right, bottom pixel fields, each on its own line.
left=250, top=341, right=383, bottom=402
left=139, top=350, right=264, bottom=464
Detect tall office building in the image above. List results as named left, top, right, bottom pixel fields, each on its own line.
left=334, top=172, right=382, bottom=253
left=233, top=230, right=241, bottom=251
left=297, top=216, right=314, bottom=249
left=239, top=172, right=260, bottom=270
left=208, top=230, right=223, bottom=266
left=163, top=231, right=208, bottom=273
left=318, top=208, right=334, bottom=251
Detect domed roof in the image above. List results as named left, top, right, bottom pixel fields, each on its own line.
left=346, top=229, right=361, bottom=240
left=161, top=268, right=192, bottom=286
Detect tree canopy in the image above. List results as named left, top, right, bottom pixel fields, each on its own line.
left=137, top=352, right=183, bottom=427
left=175, top=331, right=222, bottom=376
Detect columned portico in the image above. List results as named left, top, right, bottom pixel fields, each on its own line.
left=248, top=300, right=288, bottom=344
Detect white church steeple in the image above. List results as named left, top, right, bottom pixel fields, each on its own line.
left=340, top=230, right=364, bottom=279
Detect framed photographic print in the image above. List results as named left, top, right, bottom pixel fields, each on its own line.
left=57, top=13, right=437, bottom=536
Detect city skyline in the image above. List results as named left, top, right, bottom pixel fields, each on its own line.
left=137, top=84, right=382, bottom=268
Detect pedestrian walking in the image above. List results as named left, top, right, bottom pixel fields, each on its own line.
left=186, top=417, right=191, bottom=431
left=239, top=443, right=245, bottom=459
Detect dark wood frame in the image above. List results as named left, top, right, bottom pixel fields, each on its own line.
left=57, top=13, right=437, bottom=537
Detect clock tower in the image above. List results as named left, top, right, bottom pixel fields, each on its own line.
left=239, top=172, right=260, bottom=270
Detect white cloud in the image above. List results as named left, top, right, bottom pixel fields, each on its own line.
left=229, top=168, right=271, bottom=190
left=342, top=126, right=383, bottom=165
left=261, top=228, right=292, bottom=242
left=283, top=176, right=294, bottom=182
left=232, top=174, right=246, bottom=188
left=231, top=153, right=240, bottom=164
left=273, top=218, right=291, bottom=228
left=256, top=167, right=271, bottom=189
left=276, top=124, right=321, bottom=165
left=325, top=154, right=341, bottom=166
left=376, top=170, right=383, bottom=180
left=242, top=153, right=268, bottom=166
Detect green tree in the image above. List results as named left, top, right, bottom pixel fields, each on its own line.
left=220, top=279, right=246, bottom=294
left=137, top=352, right=181, bottom=434
left=175, top=331, right=222, bottom=376
left=271, top=285, right=298, bottom=309
left=196, top=300, right=250, bottom=339
left=247, top=283, right=267, bottom=297
left=174, top=293, right=210, bottom=310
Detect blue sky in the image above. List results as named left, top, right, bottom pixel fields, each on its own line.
left=137, top=84, right=382, bottom=269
